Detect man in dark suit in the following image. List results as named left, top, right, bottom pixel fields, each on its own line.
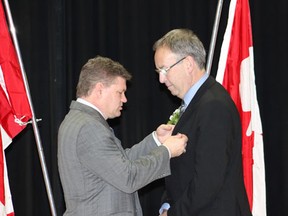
left=153, top=29, right=252, bottom=216
left=58, top=56, right=188, bottom=216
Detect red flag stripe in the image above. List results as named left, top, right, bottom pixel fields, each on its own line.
left=0, top=1, right=32, bottom=215
left=0, top=3, right=32, bottom=139
left=216, top=0, right=266, bottom=215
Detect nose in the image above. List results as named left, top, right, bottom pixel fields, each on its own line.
left=122, top=93, right=127, bottom=103
left=159, top=72, right=166, bottom=83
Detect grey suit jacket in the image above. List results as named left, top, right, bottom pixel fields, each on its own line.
left=58, top=101, right=171, bottom=216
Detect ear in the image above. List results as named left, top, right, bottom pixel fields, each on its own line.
left=92, top=82, right=104, bottom=97
left=185, top=56, right=195, bottom=74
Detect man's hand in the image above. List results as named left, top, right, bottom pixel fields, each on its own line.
left=156, top=124, right=175, bottom=143
left=163, top=133, right=188, bottom=157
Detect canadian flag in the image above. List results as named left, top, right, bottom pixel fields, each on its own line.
left=0, top=1, right=32, bottom=215
left=216, top=0, right=266, bottom=215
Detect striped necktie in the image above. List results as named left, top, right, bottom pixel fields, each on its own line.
left=179, top=101, right=185, bottom=116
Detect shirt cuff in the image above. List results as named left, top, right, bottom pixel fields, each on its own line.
left=152, top=131, right=171, bottom=158
left=159, top=203, right=170, bottom=214
left=152, top=131, right=162, bottom=146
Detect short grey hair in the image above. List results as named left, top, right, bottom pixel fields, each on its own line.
left=153, top=29, right=206, bottom=70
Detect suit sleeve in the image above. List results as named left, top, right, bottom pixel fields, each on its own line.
left=76, top=122, right=171, bottom=193
left=124, top=132, right=162, bottom=160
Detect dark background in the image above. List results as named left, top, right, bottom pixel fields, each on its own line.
left=3, top=0, right=288, bottom=215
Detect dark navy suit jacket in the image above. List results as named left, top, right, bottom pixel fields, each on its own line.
left=165, top=76, right=252, bottom=216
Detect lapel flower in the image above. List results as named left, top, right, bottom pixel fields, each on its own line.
left=167, top=108, right=181, bottom=125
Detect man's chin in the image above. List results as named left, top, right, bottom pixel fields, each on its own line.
left=167, top=87, right=176, bottom=95
left=170, top=90, right=178, bottom=96
left=108, top=112, right=121, bottom=119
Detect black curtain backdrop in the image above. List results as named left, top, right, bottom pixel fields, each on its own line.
left=3, top=0, right=288, bottom=215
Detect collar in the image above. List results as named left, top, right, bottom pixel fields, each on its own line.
left=76, top=98, right=106, bottom=119
left=183, top=72, right=209, bottom=107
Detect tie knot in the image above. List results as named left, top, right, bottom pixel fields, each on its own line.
left=179, top=101, right=185, bottom=115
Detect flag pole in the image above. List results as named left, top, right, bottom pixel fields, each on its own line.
left=2, top=0, right=57, bottom=215
left=206, top=0, right=224, bottom=75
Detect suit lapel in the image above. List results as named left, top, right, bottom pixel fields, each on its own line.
left=174, top=76, right=216, bottom=131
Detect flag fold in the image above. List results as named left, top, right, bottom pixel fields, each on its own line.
left=216, top=0, right=266, bottom=215
left=0, top=1, right=32, bottom=215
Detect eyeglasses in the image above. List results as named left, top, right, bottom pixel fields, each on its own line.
left=155, top=56, right=186, bottom=76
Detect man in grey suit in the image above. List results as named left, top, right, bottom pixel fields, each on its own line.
left=58, top=56, right=188, bottom=216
